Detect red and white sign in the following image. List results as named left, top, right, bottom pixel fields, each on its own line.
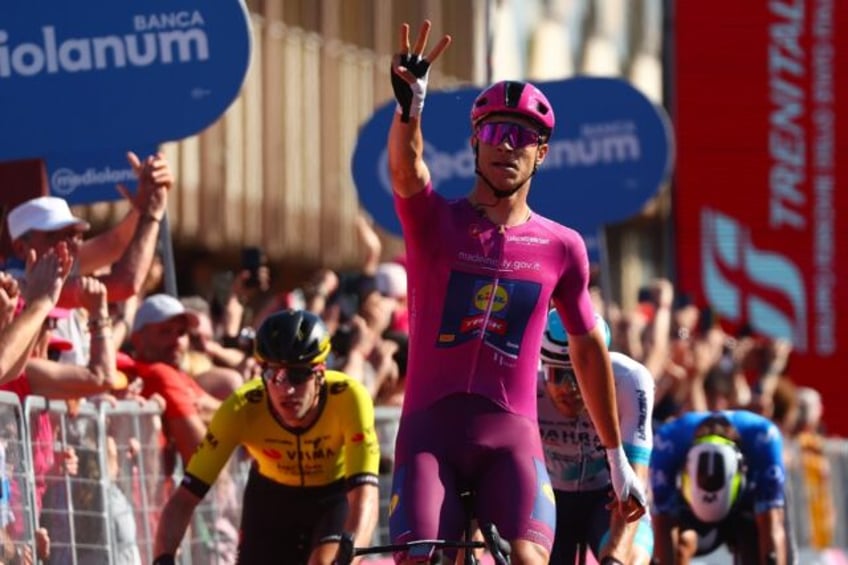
left=674, top=1, right=847, bottom=435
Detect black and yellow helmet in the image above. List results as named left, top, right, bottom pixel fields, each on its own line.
left=254, top=309, right=331, bottom=366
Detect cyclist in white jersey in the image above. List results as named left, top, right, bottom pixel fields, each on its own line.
left=538, top=310, right=654, bottom=565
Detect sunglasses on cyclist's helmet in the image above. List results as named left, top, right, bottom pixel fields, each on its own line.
left=545, top=365, right=578, bottom=389
left=476, top=122, right=542, bottom=149
left=262, top=364, right=324, bottom=386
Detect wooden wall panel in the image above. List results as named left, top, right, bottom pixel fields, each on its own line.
left=242, top=13, right=266, bottom=246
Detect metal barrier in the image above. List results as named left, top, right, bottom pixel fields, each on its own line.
left=374, top=406, right=402, bottom=546
left=23, top=396, right=165, bottom=565
left=5, top=396, right=848, bottom=563
left=0, top=391, right=38, bottom=563
left=175, top=452, right=250, bottom=565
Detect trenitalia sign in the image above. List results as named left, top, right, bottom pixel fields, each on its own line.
left=352, top=77, right=673, bottom=261
left=0, top=1, right=252, bottom=163
left=674, top=2, right=847, bottom=434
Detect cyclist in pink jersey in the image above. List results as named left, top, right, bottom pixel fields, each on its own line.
left=385, top=21, right=647, bottom=564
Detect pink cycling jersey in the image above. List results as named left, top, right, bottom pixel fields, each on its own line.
left=396, top=184, right=596, bottom=420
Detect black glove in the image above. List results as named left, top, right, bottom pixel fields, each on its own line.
left=390, top=53, right=431, bottom=123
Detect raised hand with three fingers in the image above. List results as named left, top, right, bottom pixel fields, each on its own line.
left=390, top=20, right=452, bottom=123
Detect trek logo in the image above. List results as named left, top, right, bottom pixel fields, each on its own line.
left=701, top=208, right=808, bottom=351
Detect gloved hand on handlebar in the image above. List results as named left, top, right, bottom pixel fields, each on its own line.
left=606, top=445, right=648, bottom=522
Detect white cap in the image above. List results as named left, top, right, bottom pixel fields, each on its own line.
left=132, top=294, right=200, bottom=334
left=375, top=262, right=407, bottom=299
left=7, top=196, right=90, bottom=241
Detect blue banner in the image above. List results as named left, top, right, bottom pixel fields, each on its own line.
left=44, top=147, right=158, bottom=205
left=0, top=1, right=252, bottom=161
left=351, top=77, right=674, bottom=260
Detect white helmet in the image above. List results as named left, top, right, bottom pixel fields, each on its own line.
left=680, top=435, right=745, bottom=523
left=540, top=309, right=610, bottom=367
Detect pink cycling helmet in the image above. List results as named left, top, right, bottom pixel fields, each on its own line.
left=470, top=80, right=555, bottom=135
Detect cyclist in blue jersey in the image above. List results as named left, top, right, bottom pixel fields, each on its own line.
left=538, top=311, right=654, bottom=565
left=650, top=410, right=793, bottom=565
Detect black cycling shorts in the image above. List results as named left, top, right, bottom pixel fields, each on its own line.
left=237, top=467, right=348, bottom=564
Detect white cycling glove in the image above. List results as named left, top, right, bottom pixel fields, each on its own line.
left=606, top=445, right=647, bottom=508
left=390, top=53, right=431, bottom=122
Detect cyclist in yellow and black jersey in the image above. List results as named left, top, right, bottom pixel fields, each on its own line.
left=153, top=309, right=380, bottom=565
left=185, top=371, right=378, bottom=489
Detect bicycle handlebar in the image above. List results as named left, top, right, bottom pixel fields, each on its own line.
left=334, top=532, right=356, bottom=565
left=334, top=524, right=512, bottom=565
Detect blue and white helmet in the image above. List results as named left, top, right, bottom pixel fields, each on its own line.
left=540, top=309, right=611, bottom=367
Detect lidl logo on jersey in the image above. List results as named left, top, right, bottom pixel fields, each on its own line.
left=473, top=284, right=509, bottom=314
left=0, top=0, right=252, bottom=162
left=438, top=272, right=540, bottom=357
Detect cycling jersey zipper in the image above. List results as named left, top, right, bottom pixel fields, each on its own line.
left=296, top=435, right=305, bottom=486
left=466, top=230, right=507, bottom=392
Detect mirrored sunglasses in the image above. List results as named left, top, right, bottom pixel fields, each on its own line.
left=545, top=365, right=578, bottom=389
left=262, top=364, right=323, bottom=386
left=477, top=121, right=542, bottom=149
